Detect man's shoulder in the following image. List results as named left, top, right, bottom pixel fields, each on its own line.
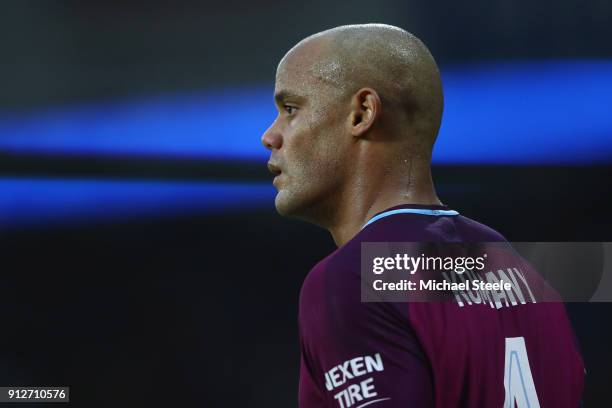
left=359, top=211, right=507, bottom=243
left=302, top=211, right=508, bottom=299
left=452, top=214, right=507, bottom=242
left=313, top=213, right=506, bottom=273
left=303, top=246, right=358, bottom=292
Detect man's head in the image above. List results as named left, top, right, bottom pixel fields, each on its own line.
left=262, top=24, right=443, bottom=226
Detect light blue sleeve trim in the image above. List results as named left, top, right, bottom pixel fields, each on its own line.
left=362, top=208, right=460, bottom=229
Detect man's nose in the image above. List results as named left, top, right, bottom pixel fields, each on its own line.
left=261, top=124, right=283, bottom=151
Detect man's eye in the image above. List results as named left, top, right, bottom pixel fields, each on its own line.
left=284, top=105, right=296, bottom=114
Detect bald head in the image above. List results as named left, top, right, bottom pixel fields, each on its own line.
left=263, top=24, right=443, bottom=231
left=279, top=23, right=444, bottom=150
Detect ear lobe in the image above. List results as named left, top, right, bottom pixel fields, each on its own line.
left=349, top=88, right=380, bottom=137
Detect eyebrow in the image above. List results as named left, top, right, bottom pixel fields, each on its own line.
left=274, top=90, right=305, bottom=104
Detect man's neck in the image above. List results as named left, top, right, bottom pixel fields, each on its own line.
left=328, top=180, right=441, bottom=247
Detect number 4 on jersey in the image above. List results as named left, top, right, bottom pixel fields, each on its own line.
left=504, top=337, right=541, bottom=408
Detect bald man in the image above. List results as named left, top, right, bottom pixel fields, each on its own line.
left=262, top=24, right=584, bottom=407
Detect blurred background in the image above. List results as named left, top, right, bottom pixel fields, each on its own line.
left=1, top=1, right=611, bottom=406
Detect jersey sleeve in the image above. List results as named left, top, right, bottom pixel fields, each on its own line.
left=298, top=256, right=434, bottom=408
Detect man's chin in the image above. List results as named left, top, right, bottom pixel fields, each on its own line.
left=274, top=193, right=295, bottom=217
left=274, top=192, right=325, bottom=228
left=274, top=191, right=306, bottom=219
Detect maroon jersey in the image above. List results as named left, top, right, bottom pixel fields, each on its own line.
left=298, top=204, right=584, bottom=407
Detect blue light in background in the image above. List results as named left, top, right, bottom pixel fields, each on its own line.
left=0, top=60, right=610, bottom=164
left=1, top=60, right=611, bottom=228
left=0, top=89, right=273, bottom=160
left=0, top=178, right=276, bottom=228
left=438, top=61, right=612, bottom=164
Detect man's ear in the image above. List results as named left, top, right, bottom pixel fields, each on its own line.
left=348, top=88, right=381, bottom=137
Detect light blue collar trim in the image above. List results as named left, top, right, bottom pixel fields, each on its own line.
left=362, top=208, right=459, bottom=229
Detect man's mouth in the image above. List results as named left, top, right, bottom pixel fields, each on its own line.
left=267, top=162, right=282, bottom=177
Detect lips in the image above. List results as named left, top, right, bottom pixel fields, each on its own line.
left=267, top=162, right=282, bottom=176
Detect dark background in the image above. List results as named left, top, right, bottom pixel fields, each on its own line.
left=1, top=1, right=611, bottom=406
